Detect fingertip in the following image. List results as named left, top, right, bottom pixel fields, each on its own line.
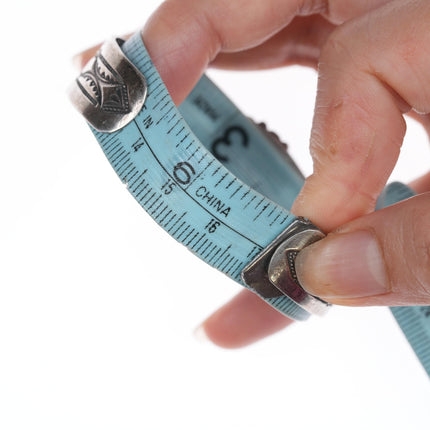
left=409, top=171, right=430, bottom=194
left=193, top=324, right=210, bottom=343
left=142, top=2, right=218, bottom=106
left=71, top=32, right=133, bottom=71
left=197, top=290, right=294, bottom=349
left=71, top=46, right=99, bottom=71
left=291, top=173, right=378, bottom=232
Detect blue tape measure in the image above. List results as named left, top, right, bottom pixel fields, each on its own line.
left=70, top=32, right=430, bottom=377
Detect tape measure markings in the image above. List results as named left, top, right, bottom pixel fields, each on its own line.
left=131, top=119, right=266, bottom=248
left=86, top=34, right=312, bottom=320
left=95, top=118, right=263, bottom=282
left=391, top=307, right=430, bottom=375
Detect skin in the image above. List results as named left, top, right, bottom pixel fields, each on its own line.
left=77, top=0, right=430, bottom=348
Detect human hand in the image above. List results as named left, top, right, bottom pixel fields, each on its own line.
left=77, top=0, right=430, bottom=348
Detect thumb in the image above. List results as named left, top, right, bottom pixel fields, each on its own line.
left=295, top=193, right=430, bottom=307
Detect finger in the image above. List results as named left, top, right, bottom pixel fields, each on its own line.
left=142, top=0, right=393, bottom=105
left=73, top=32, right=133, bottom=70
left=295, top=193, right=430, bottom=307
left=75, top=44, right=100, bottom=69
left=75, top=0, right=391, bottom=103
left=74, top=0, right=388, bottom=73
left=316, top=0, right=392, bottom=24
left=73, top=16, right=333, bottom=73
left=197, top=289, right=294, bottom=349
left=409, top=171, right=430, bottom=194
left=292, top=0, right=430, bottom=232
left=211, top=15, right=335, bottom=70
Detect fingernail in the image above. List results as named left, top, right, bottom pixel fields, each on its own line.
left=193, top=324, right=209, bottom=343
left=295, top=230, right=390, bottom=300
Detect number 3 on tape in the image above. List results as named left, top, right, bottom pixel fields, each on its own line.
left=70, top=32, right=430, bottom=377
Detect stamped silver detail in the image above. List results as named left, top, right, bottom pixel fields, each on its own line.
left=69, top=38, right=147, bottom=133
left=241, top=217, right=331, bottom=316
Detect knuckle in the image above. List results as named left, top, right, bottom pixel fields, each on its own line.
left=319, top=23, right=354, bottom=67
left=319, top=16, right=373, bottom=76
left=310, top=86, right=378, bottom=171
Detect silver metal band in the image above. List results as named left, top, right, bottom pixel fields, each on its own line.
left=69, top=38, right=147, bottom=133
left=242, top=217, right=331, bottom=316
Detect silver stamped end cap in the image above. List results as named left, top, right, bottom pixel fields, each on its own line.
left=241, top=217, right=331, bottom=317
left=268, top=227, right=330, bottom=316
left=69, top=38, right=147, bottom=133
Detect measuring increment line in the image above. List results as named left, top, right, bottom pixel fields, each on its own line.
left=133, top=119, right=263, bottom=249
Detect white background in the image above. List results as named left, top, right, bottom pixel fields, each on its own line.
left=1, top=1, right=430, bottom=429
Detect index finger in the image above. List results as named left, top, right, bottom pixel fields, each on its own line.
left=142, top=0, right=390, bottom=105
left=292, top=0, right=430, bottom=231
